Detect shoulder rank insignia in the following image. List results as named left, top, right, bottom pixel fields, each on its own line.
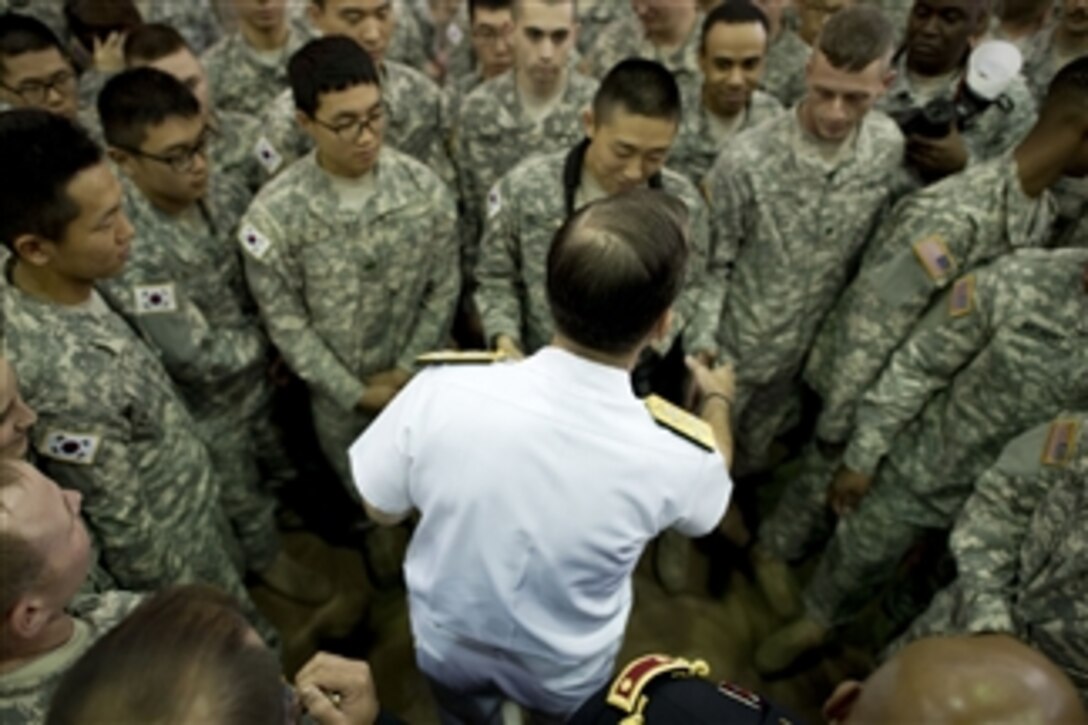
left=40, top=430, right=101, bottom=466
left=1042, top=418, right=1079, bottom=467
left=948, top=274, right=975, bottom=318
left=645, top=395, right=716, bottom=451
left=607, top=654, right=711, bottom=724
left=912, top=234, right=956, bottom=283
left=415, top=350, right=506, bottom=366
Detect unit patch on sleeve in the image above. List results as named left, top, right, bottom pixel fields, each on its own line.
left=948, top=274, right=975, bottom=318
left=239, top=224, right=272, bottom=260
left=1042, top=419, right=1079, bottom=467
left=912, top=234, right=956, bottom=283
left=41, top=430, right=101, bottom=465
left=134, top=283, right=178, bottom=314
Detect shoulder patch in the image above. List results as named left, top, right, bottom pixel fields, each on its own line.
left=238, top=224, right=272, bottom=260
left=134, top=283, right=178, bottom=314
left=253, top=136, right=284, bottom=175
left=487, top=186, right=503, bottom=218
left=645, top=394, right=716, bottom=451
left=415, top=350, right=506, bottom=366
left=607, top=654, right=711, bottom=716
left=40, top=430, right=101, bottom=465
left=948, top=274, right=975, bottom=318
left=912, top=234, right=957, bottom=283
left=1042, top=418, right=1079, bottom=467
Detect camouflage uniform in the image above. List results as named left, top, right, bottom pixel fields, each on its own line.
left=387, top=0, right=430, bottom=71
left=879, top=52, right=1037, bottom=164
left=1, top=280, right=269, bottom=636
left=474, top=143, right=719, bottom=356
left=444, top=68, right=487, bottom=121
left=404, top=0, right=474, bottom=82
left=703, top=109, right=906, bottom=471
left=577, top=1, right=634, bottom=56
left=212, top=109, right=275, bottom=194
left=138, top=0, right=222, bottom=53
left=668, top=86, right=783, bottom=185
left=238, top=148, right=459, bottom=487
left=583, top=12, right=703, bottom=95
left=453, top=70, right=597, bottom=270
left=805, top=157, right=1058, bottom=448
left=892, top=412, right=1088, bottom=701
left=1020, top=26, right=1079, bottom=103
left=259, top=60, right=455, bottom=187
left=201, top=22, right=313, bottom=116
left=800, top=247, right=1088, bottom=628
left=0, top=591, right=144, bottom=724
left=761, top=29, right=809, bottom=108
left=97, top=174, right=281, bottom=574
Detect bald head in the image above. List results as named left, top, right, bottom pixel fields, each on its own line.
left=826, top=635, right=1087, bottom=725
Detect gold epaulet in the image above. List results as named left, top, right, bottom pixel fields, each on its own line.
left=1042, top=418, right=1080, bottom=467
left=415, top=350, right=506, bottom=367
left=645, top=395, right=716, bottom=452
left=606, top=654, right=711, bottom=725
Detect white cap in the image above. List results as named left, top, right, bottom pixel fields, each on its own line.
left=966, top=40, right=1023, bottom=100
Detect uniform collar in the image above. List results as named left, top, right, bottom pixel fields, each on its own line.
left=526, top=346, right=638, bottom=401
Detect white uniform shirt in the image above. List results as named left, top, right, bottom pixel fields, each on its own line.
left=350, top=347, right=732, bottom=712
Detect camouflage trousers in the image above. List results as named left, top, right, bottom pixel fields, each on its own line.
left=758, top=444, right=839, bottom=561
left=312, top=394, right=376, bottom=498
left=801, top=456, right=951, bottom=629
left=732, top=376, right=802, bottom=476
left=198, top=405, right=289, bottom=574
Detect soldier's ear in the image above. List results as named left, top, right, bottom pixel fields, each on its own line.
left=7, top=594, right=50, bottom=641
left=11, top=234, right=55, bottom=268
left=822, top=680, right=863, bottom=724
left=106, top=147, right=136, bottom=177
left=581, top=107, right=595, bottom=138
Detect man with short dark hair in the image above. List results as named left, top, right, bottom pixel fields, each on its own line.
left=454, top=0, right=596, bottom=271
left=882, top=0, right=1037, bottom=182
left=201, top=0, right=313, bottom=116
left=259, top=0, right=455, bottom=187
left=0, top=110, right=273, bottom=642
left=448, top=0, right=515, bottom=105
left=351, top=188, right=735, bottom=720
left=0, top=12, right=98, bottom=134
left=239, top=37, right=459, bottom=492
left=124, top=23, right=274, bottom=192
left=476, top=58, right=719, bottom=367
left=0, top=460, right=144, bottom=724
left=703, top=5, right=904, bottom=475
left=668, top=0, right=784, bottom=183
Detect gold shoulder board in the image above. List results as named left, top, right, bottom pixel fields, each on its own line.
left=645, top=395, right=716, bottom=452
left=415, top=350, right=506, bottom=367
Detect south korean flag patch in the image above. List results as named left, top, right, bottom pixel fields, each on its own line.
left=487, top=186, right=503, bottom=219
left=134, top=283, right=177, bottom=314
left=42, top=430, right=100, bottom=465
left=239, top=225, right=271, bottom=260
left=253, top=136, right=284, bottom=175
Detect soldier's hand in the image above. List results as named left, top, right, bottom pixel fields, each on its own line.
left=357, top=384, right=399, bottom=414
left=684, top=356, right=736, bottom=405
left=907, top=129, right=968, bottom=182
left=296, top=652, right=380, bottom=725
left=92, top=31, right=127, bottom=73
left=368, top=368, right=412, bottom=390
left=494, top=335, right=524, bottom=361
left=827, top=466, right=874, bottom=517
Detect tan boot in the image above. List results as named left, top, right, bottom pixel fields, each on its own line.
left=750, top=546, right=802, bottom=620
left=257, top=551, right=335, bottom=605
left=754, top=615, right=828, bottom=677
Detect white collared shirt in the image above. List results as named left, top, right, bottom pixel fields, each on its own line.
left=350, top=346, right=731, bottom=710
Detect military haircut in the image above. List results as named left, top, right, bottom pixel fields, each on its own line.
left=511, top=0, right=578, bottom=20
left=700, top=0, right=771, bottom=51
left=123, top=22, right=191, bottom=67
left=0, top=110, right=102, bottom=251
left=470, top=0, right=515, bottom=20
left=98, top=68, right=202, bottom=152
left=1044, top=55, right=1088, bottom=117
left=0, top=12, right=65, bottom=75
left=592, top=58, right=682, bottom=126
left=547, top=188, right=690, bottom=355
left=0, top=460, right=46, bottom=628
left=288, top=35, right=382, bottom=117
left=816, top=5, right=894, bottom=73
left=63, top=0, right=142, bottom=56
left=45, top=584, right=284, bottom=725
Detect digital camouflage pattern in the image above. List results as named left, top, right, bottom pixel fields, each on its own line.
left=576, top=1, right=633, bottom=56
left=98, top=174, right=280, bottom=573
left=892, top=412, right=1088, bottom=702
left=259, top=59, right=456, bottom=188
left=0, top=591, right=144, bottom=725
left=453, top=69, right=597, bottom=268
left=703, top=109, right=906, bottom=470
left=668, top=86, right=783, bottom=184
left=806, top=157, right=1058, bottom=446
left=760, top=29, right=808, bottom=108
left=239, top=148, right=459, bottom=486
left=202, top=23, right=313, bottom=116
left=474, top=146, right=719, bottom=356
left=1020, top=25, right=1078, bottom=103
left=801, top=248, right=1088, bottom=627
left=582, top=11, right=703, bottom=95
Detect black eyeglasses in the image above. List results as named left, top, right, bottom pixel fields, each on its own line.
left=118, top=126, right=216, bottom=173
left=312, top=107, right=385, bottom=143
left=0, top=69, right=76, bottom=104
